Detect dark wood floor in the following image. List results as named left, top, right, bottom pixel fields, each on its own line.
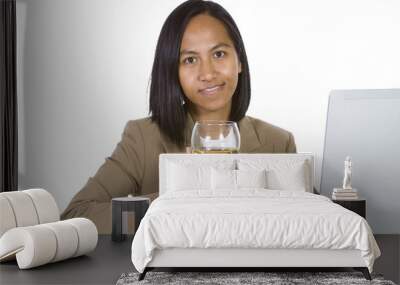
left=373, top=234, right=400, bottom=284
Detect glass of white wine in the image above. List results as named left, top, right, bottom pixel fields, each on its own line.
left=191, top=120, right=240, bottom=154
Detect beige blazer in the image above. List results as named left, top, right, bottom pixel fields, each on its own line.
left=61, top=114, right=296, bottom=233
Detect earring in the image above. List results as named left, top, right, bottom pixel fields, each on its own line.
left=181, top=96, right=186, bottom=106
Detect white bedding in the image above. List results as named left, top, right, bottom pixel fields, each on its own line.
left=131, top=190, right=380, bottom=273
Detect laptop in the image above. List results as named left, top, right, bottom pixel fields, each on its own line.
left=320, top=89, right=400, bottom=234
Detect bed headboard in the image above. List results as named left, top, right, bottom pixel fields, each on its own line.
left=159, top=153, right=314, bottom=195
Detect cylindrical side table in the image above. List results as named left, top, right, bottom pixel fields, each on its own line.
left=112, top=196, right=150, bottom=242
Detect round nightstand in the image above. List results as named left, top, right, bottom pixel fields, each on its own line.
left=332, top=198, right=366, bottom=218
left=111, top=196, right=150, bottom=242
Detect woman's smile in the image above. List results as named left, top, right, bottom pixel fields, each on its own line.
left=199, top=83, right=225, bottom=96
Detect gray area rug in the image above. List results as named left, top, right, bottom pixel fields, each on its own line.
left=116, top=271, right=396, bottom=285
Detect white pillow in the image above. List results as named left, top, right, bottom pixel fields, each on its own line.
left=211, top=168, right=236, bottom=190
left=237, top=169, right=268, bottom=188
left=211, top=168, right=268, bottom=190
left=238, top=159, right=310, bottom=192
left=167, top=162, right=211, bottom=191
left=266, top=162, right=308, bottom=191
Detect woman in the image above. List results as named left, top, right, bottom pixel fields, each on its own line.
left=61, top=0, right=296, bottom=234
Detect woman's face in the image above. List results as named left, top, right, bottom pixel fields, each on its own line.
left=179, top=14, right=242, bottom=118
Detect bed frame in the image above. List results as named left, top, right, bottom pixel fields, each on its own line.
left=137, top=154, right=372, bottom=281
left=138, top=248, right=371, bottom=280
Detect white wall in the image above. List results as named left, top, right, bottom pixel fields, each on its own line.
left=16, top=0, right=400, bottom=211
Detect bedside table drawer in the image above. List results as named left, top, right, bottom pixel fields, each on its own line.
left=332, top=199, right=366, bottom=218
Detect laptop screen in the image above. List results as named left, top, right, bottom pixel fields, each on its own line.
left=320, top=89, right=400, bottom=234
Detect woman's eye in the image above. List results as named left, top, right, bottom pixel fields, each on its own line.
left=183, top=57, right=197, bottom=64
left=214, top=51, right=226, bottom=58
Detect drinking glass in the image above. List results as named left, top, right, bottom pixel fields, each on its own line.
left=191, top=120, right=240, bottom=154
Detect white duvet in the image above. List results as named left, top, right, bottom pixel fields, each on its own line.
left=131, top=190, right=380, bottom=273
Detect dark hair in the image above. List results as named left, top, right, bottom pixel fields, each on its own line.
left=149, top=0, right=251, bottom=147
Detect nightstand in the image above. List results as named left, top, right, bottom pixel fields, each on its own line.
left=332, top=198, right=366, bottom=218
left=111, top=196, right=150, bottom=242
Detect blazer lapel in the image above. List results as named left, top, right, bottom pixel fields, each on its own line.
left=238, top=116, right=262, bottom=153
left=160, top=112, right=195, bottom=153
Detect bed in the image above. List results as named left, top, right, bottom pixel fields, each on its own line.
left=131, top=154, right=380, bottom=280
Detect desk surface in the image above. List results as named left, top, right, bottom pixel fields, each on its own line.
left=0, top=235, right=134, bottom=285
left=1, top=235, right=398, bottom=284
